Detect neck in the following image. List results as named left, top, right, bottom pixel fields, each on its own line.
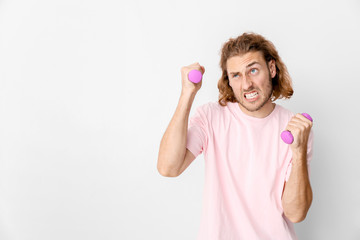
left=238, top=100, right=275, bottom=118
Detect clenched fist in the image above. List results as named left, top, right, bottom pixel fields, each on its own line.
left=285, top=113, right=313, bottom=155
left=180, top=62, right=205, bottom=95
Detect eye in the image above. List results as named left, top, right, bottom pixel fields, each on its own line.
left=233, top=74, right=239, bottom=78
left=250, top=68, right=258, bottom=74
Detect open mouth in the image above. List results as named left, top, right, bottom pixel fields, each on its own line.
left=244, top=91, right=259, bottom=100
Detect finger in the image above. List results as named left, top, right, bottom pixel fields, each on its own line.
left=289, top=117, right=310, bottom=128
left=191, top=63, right=204, bottom=74
left=292, top=115, right=313, bottom=129
left=296, top=113, right=313, bottom=125
left=190, top=62, right=200, bottom=67
left=286, top=122, right=300, bottom=133
left=187, top=63, right=204, bottom=73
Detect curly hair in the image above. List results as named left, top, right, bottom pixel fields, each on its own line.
left=218, top=32, right=294, bottom=106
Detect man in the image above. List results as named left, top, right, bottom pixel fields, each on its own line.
left=157, top=32, right=313, bottom=239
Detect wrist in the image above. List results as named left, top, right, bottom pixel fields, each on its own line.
left=180, top=89, right=197, bottom=99
left=291, top=141, right=307, bottom=156
left=292, top=148, right=306, bottom=156
left=291, top=148, right=307, bottom=165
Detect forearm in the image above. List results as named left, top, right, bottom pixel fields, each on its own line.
left=282, top=150, right=313, bottom=223
left=157, top=91, right=196, bottom=176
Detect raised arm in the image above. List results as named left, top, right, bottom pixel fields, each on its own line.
left=281, top=113, right=313, bottom=222
left=157, top=63, right=205, bottom=177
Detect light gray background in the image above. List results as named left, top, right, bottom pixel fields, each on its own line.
left=0, top=0, right=359, bottom=239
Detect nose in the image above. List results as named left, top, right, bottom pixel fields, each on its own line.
left=242, top=75, right=253, bottom=91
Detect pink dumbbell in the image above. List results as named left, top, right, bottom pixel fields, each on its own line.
left=188, top=69, right=203, bottom=83
left=281, top=113, right=313, bottom=144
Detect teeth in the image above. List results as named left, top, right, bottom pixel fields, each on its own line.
left=245, top=92, right=258, bottom=99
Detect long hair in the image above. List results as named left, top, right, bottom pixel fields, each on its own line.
left=218, top=32, right=294, bottom=106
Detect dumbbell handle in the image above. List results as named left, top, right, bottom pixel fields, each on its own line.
left=188, top=69, right=203, bottom=83
left=281, top=113, right=313, bottom=144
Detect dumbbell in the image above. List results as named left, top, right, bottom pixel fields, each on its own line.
left=281, top=113, right=313, bottom=144
left=188, top=69, right=203, bottom=83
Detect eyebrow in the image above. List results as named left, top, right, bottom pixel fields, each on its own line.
left=229, top=61, right=260, bottom=75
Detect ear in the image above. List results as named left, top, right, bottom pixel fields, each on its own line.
left=268, top=59, right=276, bottom=78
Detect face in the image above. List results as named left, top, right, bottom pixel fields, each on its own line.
left=226, top=51, right=276, bottom=116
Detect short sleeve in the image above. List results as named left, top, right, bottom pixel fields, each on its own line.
left=285, top=129, right=314, bottom=182
left=186, top=106, right=208, bottom=158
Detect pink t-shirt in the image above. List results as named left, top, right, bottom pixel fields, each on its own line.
left=186, top=101, right=313, bottom=240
